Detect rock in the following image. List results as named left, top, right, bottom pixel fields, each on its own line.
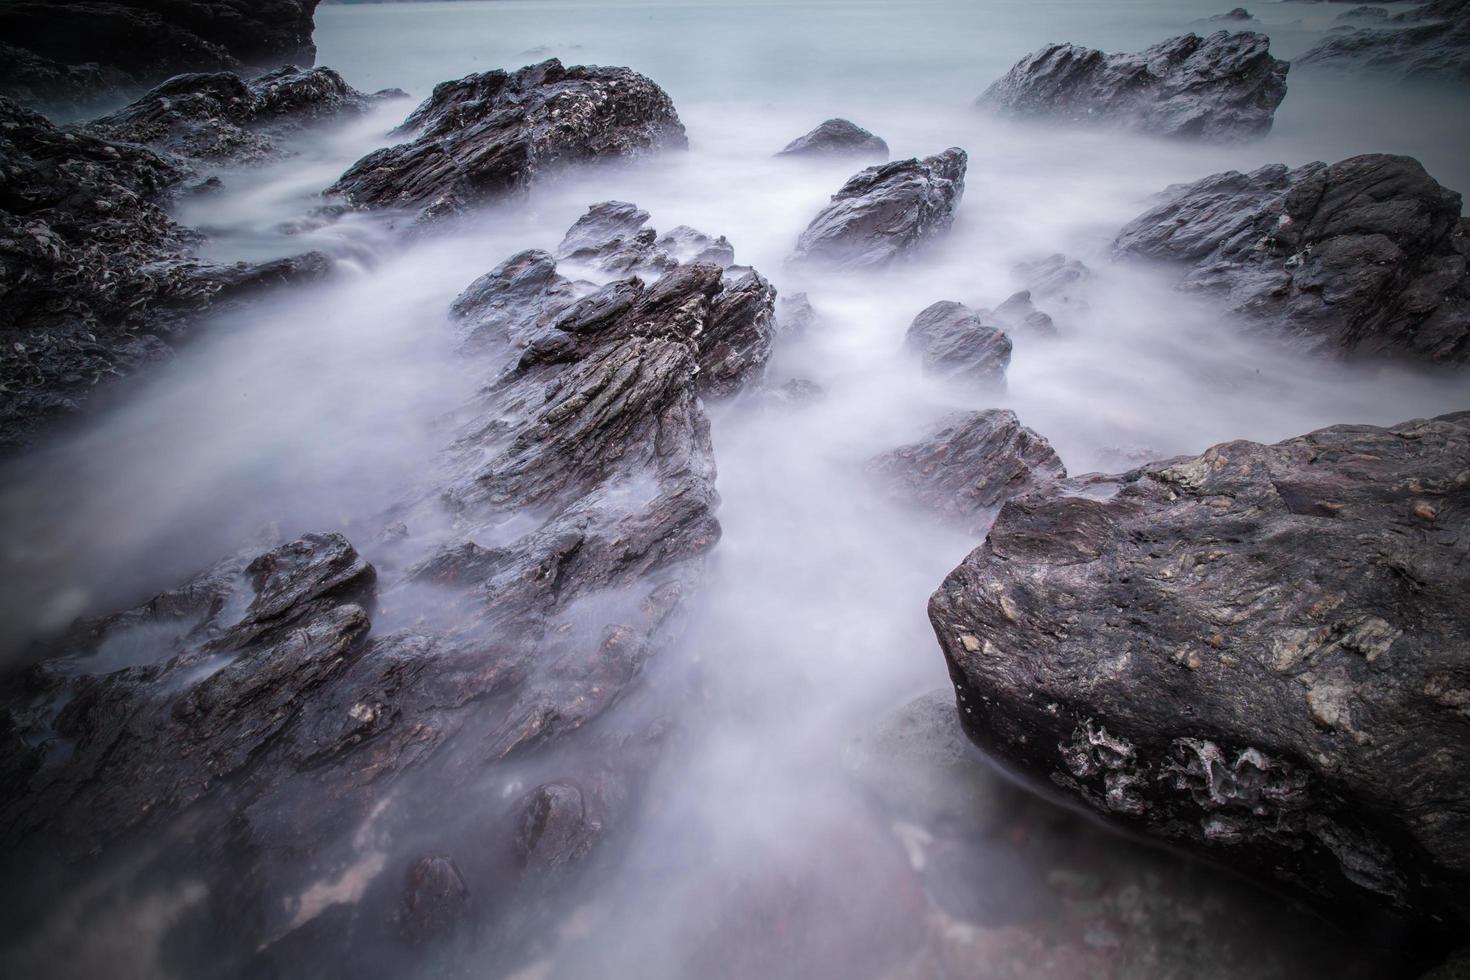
left=903, top=301, right=1011, bottom=386
left=1298, top=5, right=1470, bottom=80
left=928, top=411, right=1470, bottom=938
left=399, top=856, right=469, bottom=945
left=1422, top=947, right=1470, bottom=980
left=845, top=690, right=1021, bottom=835
left=776, top=291, right=818, bottom=337
left=978, top=31, right=1289, bottom=140
left=776, top=118, right=889, bottom=160
left=789, top=148, right=967, bottom=270
left=327, top=59, right=687, bottom=223
left=1335, top=6, right=1392, bottom=24
left=0, top=0, right=321, bottom=112
left=992, top=290, right=1057, bottom=336
left=555, top=201, right=735, bottom=276
left=1114, top=153, right=1470, bottom=363
left=871, top=410, right=1066, bottom=534
left=1013, top=253, right=1091, bottom=304
left=0, top=96, right=332, bottom=452
left=515, top=782, right=599, bottom=872
left=1208, top=8, right=1255, bottom=21
left=84, top=66, right=382, bottom=166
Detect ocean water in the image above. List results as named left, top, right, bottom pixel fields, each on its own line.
left=1, top=1, right=1467, bottom=976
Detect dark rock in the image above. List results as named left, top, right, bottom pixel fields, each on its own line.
left=979, top=31, right=1289, bottom=140
left=554, top=201, right=735, bottom=276
left=399, top=856, right=469, bottom=945
left=1208, top=8, right=1255, bottom=22
left=0, top=96, right=333, bottom=452
left=0, top=0, right=322, bottom=112
left=903, top=301, right=1011, bottom=386
left=1298, top=5, right=1470, bottom=80
left=845, top=690, right=1020, bottom=834
left=776, top=118, right=889, bottom=160
left=993, top=289, right=1057, bottom=336
left=789, top=148, right=967, bottom=270
left=1422, top=947, right=1470, bottom=980
left=871, top=410, right=1065, bottom=534
left=1335, top=6, right=1392, bottom=24
left=929, top=411, right=1470, bottom=938
left=1114, top=153, right=1470, bottom=363
left=84, top=66, right=382, bottom=166
left=515, top=782, right=598, bottom=872
left=327, top=59, right=687, bottom=223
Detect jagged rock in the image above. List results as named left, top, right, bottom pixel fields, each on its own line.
left=903, top=301, right=1011, bottom=386
left=1335, top=6, right=1392, bottom=24
left=399, top=856, right=470, bottom=945
left=789, top=148, right=967, bottom=270
left=515, top=782, right=599, bottom=872
left=0, top=96, right=332, bottom=452
left=776, top=118, right=889, bottom=160
left=979, top=31, right=1289, bottom=140
left=1298, top=4, right=1470, bottom=80
left=0, top=0, right=321, bottom=112
left=327, top=59, right=687, bottom=223
left=929, top=412, right=1470, bottom=938
left=776, top=291, right=818, bottom=336
left=555, top=201, right=734, bottom=276
left=84, top=66, right=386, bottom=166
left=871, top=410, right=1065, bottom=533
left=1208, top=7, right=1255, bottom=21
left=1114, top=153, right=1470, bottom=363
left=992, top=290, right=1057, bottom=336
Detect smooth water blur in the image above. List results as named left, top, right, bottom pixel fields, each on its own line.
left=1, top=0, right=1467, bottom=976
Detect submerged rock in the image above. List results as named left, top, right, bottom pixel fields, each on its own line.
left=872, top=410, right=1066, bottom=534
left=903, top=301, right=1011, bottom=386
left=1013, top=253, right=1091, bottom=303
left=0, top=96, right=331, bottom=452
left=1208, top=8, right=1255, bottom=22
left=0, top=0, right=321, bottom=112
left=328, top=59, right=687, bottom=222
left=1298, top=8, right=1470, bottom=80
left=992, top=290, right=1058, bottom=336
left=1114, top=153, right=1470, bottom=363
left=777, top=118, right=889, bottom=160
left=929, top=412, right=1470, bottom=938
left=84, top=66, right=389, bottom=166
left=556, top=201, right=735, bottom=276
left=979, top=31, right=1289, bottom=140
left=789, top=148, right=967, bottom=270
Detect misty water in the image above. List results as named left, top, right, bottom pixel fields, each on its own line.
left=2, top=0, right=1468, bottom=977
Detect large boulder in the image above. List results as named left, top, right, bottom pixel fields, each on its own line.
left=978, top=31, right=1289, bottom=140
left=871, top=410, right=1066, bottom=534
left=0, top=205, right=778, bottom=968
left=776, top=118, right=889, bottom=160
left=0, top=0, right=322, bottom=113
left=929, top=412, right=1470, bottom=938
left=903, top=300, right=1011, bottom=386
left=1114, top=153, right=1470, bottom=363
left=0, top=96, right=331, bottom=452
left=789, top=148, right=967, bottom=270
left=327, top=59, right=688, bottom=223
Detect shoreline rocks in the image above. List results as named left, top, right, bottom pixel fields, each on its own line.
left=789, top=148, right=967, bottom=270
left=1299, top=0, right=1470, bottom=80
left=777, top=118, right=889, bottom=160
left=1114, top=153, right=1470, bottom=363
left=979, top=31, right=1289, bottom=140
left=903, top=301, right=1012, bottom=386
left=929, top=411, right=1470, bottom=939
left=327, top=59, right=688, bottom=223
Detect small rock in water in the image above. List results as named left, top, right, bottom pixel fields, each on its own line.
left=903, top=301, right=1011, bottom=387
left=979, top=31, right=1289, bottom=140
left=776, top=118, right=889, bottom=160
left=400, top=856, right=470, bottom=945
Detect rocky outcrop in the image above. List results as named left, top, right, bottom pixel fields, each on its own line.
left=777, top=118, right=889, bottom=160
left=903, top=301, right=1011, bottom=386
left=929, top=412, right=1470, bottom=938
left=0, top=0, right=322, bottom=113
left=0, top=202, right=780, bottom=967
left=328, top=59, right=687, bottom=223
left=789, top=148, right=967, bottom=270
left=0, top=96, right=332, bottom=452
left=1114, top=153, right=1470, bottom=363
left=85, top=66, right=388, bottom=166
left=1298, top=4, right=1470, bottom=81
left=979, top=31, right=1289, bottom=140
left=872, top=410, right=1065, bottom=534
left=1208, top=8, right=1255, bottom=22
left=556, top=201, right=735, bottom=276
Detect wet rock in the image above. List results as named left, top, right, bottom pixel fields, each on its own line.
left=992, top=290, right=1057, bottom=336
left=872, top=410, right=1065, bottom=534
left=84, top=66, right=385, bottom=166
left=1014, top=253, right=1091, bottom=303
left=1208, top=8, right=1255, bottom=22
left=399, top=856, right=469, bottom=945
left=0, top=0, right=321, bottom=112
left=515, top=782, right=599, bottom=872
left=928, top=411, right=1470, bottom=938
left=1335, top=6, right=1392, bottom=24
left=789, top=148, right=967, bottom=271
left=846, top=691, right=1020, bottom=835
left=979, top=31, right=1289, bottom=140
left=776, top=291, right=818, bottom=337
left=0, top=96, right=333, bottom=452
left=776, top=118, right=889, bottom=160
left=1114, top=153, right=1470, bottom=363
left=555, top=201, right=735, bottom=276
left=328, top=59, right=687, bottom=223
left=1422, top=947, right=1470, bottom=980
left=903, top=301, right=1011, bottom=386
left=1298, top=6, right=1470, bottom=80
